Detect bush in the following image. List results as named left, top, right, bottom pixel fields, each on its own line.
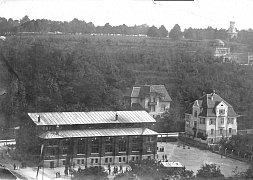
left=196, top=164, right=225, bottom=179
left=72, top=166, right=108, bottom=180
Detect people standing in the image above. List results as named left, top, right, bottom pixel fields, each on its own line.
left=13, top=164, right=16, bottom=170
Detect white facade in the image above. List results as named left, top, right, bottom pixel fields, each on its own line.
left=185, top=94, right=237, bottom=144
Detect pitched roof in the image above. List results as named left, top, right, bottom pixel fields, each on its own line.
left=28, top=111, right=156, bottom=126
left=131, top=85, right=172, bottom=102
left=186, top=93, right=237, bottom=117
left=38, top=128, right=158, bottom=139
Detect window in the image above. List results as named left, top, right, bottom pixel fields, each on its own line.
left=63, top=160, right=66, bottom=165
left=219, top=109, right=225, bottom=116
left=91, top=137, right=99, bottom=153
left=228, top=118, right=234, bottom=124
left=77, top=138, right=85, bottom=154
left=62, top=147, right=67, bottom=155
left=136, top=156, right=139, bottom=161
left=199, top=118, right=205, bottom=124
left=147, top=145, right=152, bottom=152
left=147, top=136, right=154, bottom=142
left=109, top=158, right=112, bottom=163
left=211, top=129, right=214, bottom=135
left=48, top=139, right=58, bottom=146
left=91, top=159, right=94, bottom=164
left=219, top=129, right=223, bottom=135
left=194, top=121, right=197, bottom=128
left=119, top=137, right=127, bottom=152
left=132, top=157, right=135, bottom=161
left=151, top=106, right=155, bottom=112
left=77, top=159, right=80, bottom=164
left=62, top=139, right=68, bottom=155
left=123, top=157, right=126, bottom=162
left=229, top=128, right=232, bottom=134
left=132, top=136, right=141, bottom=152
left=194, top=111, right=198, bottom=117
left=82, top=159, right=84, bottom=164
left=50, top=148, right=55, bottom=156
left=95, top=159, right=98, bottom=164
left=220, top=118, right=224, bottom=125
left=209, top=119, right=215, bottom=125
left=105, top=158, right=108, bottom=163
left=148, top=156, right=151, bottom=159
left=119, top=157, right=122, bottom=162
left=105, top=137, right=114, bottom=153
left=161, top=104, right=166, bottom=111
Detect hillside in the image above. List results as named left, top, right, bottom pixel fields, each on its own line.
left=0, top=34, right=253, bottom=131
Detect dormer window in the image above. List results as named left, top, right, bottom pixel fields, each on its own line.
left=219, top=109, right=225, bottom=115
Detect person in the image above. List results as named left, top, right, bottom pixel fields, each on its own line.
left=13, top=164, right=16, bottom=170
left=165, top=155, right=167, bottom=161
left=108, top=163, right=111, bottom=175
left=64, top=168, right=68, bottom=176
left=78, top=166, right=81, bottom=172
left=108, top=167, right=111, bottom=175
left=119, top=165, right=123, bottom=173
left=162, top=154, right=165, bottom=161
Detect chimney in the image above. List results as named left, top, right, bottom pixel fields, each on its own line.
left=211, top=90, right=215, bottom=101
left=115, top=113, right=118, bottom=121
left=37, top=115, right=40, bottom=123
left=56, top=125, right=59, bottom=135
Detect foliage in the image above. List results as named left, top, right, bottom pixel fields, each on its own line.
left=147, top=26, right=160, bottom=37
left=72, top=166, right=108, bottom=180
left=115, top=159, right=194, bottom=180
left=196, top=164, right=225, bottom=179
left=1, top=30, right=253, bottom=131
left=169, top=24, right=182, bottom=40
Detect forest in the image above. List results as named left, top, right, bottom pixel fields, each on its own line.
left=0, top=32, right=253, bottom=133
left=1, top=17, right=253, bottom=133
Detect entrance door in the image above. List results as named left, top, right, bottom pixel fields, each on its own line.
left=50, top=161, right=54, bottom=169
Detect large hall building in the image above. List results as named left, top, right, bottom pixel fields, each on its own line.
left=17, top=111, right=158, bottom=168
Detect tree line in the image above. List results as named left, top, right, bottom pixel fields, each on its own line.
left=1, top=16, right=253, bottom=44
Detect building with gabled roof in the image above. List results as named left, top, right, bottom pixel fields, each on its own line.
left=130, top=85, right=172, bottom=118
left=185, top=91, right=238, bottom=144
left=17, top=111, right=158, bottom=168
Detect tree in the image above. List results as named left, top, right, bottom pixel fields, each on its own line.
left=169, top=24, right=183, bottom=40
left=158, top=25, right=168, bottom=37
left=196, top=164, right=225, bottom=179
left=20, top=15, right=30, bottom=24
left=147, top=26, right=160, bottom=37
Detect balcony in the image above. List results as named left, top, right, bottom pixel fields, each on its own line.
left=148, top=101, right=157, bottom=106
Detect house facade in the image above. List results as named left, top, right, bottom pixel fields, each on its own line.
left=185, top=91, right=237, bottom=144
left=17, top=111, right=158, bottom=168
left=130, top=85, right=172, bottom=118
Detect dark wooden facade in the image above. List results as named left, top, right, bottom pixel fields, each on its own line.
left=43, top=135, right=157, bottom=167
left=17, top=111, right=158, bottom=168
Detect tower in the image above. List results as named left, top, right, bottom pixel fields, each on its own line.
left=227, top=21, right=238, bottom=40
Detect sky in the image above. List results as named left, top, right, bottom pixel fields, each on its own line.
left=0, top=0, right=252, bottom=30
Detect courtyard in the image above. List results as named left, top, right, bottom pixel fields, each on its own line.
left=157, top=142, right=250, bottom=177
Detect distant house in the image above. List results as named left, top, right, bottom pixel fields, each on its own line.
left=185, top=91, right=238, bottom=144
left=130, top=85, right=172, bottom=118
left=17, top=111, right=158, bottom=168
